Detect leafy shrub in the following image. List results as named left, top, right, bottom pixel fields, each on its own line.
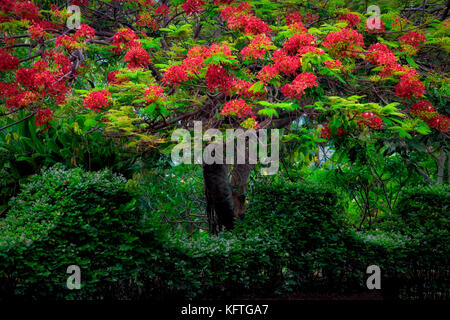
left=0, top=164, right=163, bottom=300
left=389, top=184, right=449, bottom=233
left=235, top=180, right=354, bottom=292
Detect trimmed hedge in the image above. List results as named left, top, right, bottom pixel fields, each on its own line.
left=0, top=164, right=164, bottom=299
left=0, top=168, right=448, bottom=300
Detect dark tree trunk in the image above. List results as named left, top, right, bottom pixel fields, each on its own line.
left=203, top=163, right=253, bottom=234
left=231, top=164, right=253, bottom=220
left=203, top=163, right=235, bottom=234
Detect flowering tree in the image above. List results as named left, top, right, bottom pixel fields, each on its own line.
left=1, top=0, right=449, bottom=233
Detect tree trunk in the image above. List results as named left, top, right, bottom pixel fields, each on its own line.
left=448, top=150, right=450, bottom=185
left=231, top=164, right=253, bottom=220
left=437, top=148, right=446, bottom=184
left=202, top=163, right=253, bottom=234
left=203, top=163, right=235, bottom=234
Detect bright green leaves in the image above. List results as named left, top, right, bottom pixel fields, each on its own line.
left=256, top=101, right=300, bottom=118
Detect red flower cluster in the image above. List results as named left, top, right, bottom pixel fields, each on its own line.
left=338, top=13, right=360, bottom=27
left=55, top=35, right=79, bottom=51
left=0, top=50, right=19, bottom=71
left=395, top=68, right=425, bottom=99
left=286, top=11, right=303, bottom=26
left=144, top=84, right=165, bottom=104
left=162, top=65, right=188, bottom=86
left=13, top=1, right=39, bottom=22
left=107, top=70, right=126, bottom=85
left=137, top=13, right=159, bottom=30
left=281, top=72, right=318, bottom=99
left=72, top=0, right=89, bottom=5
left=359, top=112, right=383, bottom=129
left=206, top=64, right=233, bottom=93
left=83, top=90, right=112, bottom=112
left=28, top=23, right=47, bottom=41
left=398, top=31, right=425, bottom=55
left=240, top=34, right=273, bottom=60
left=411, top=100, right=434, bottom=114
left=0, top=0, right=15, bottom=12
left=272, top=50, right=300, bottom=76
left=323, top=59, right=342, bottom=70
left=320, top=124, right=347, bottom=140
left=220, top=99, right=253, bottom=118
left=73, top=24, right=95, bottom=41
left=35, top=107, right=53, bottom=130
left=257, top=64, right=278, bottom=83
left=365, top=43, right=401, bottom=77
left=204, top=43, right=233, bottom=58
left=227, top=78, right=264, bottom=99
left=1, top=48, right=73, bottom=110
left=110, top=28, right=139, bottom=54
left=322, top=28, right=365, bottom=57
left=182, top=0, right=204, bottom=15
left=410, top=100, right=449, bottom=133
left=155, top=5, right=170, bottom=17
left=123, top=45, right=151, bottom=69
left=283, top=33, right=315, bottom=54
left=219, top=3, right=271, bottom=35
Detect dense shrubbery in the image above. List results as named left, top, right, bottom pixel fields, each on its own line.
left=0, top=167, right=448, bottom=300
left=0, top=165, right=164, bottom=299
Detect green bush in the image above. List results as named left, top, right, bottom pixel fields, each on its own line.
left=235, top=181, right=354, bottom=292
left=0, top=164, right=163, bottom=300
left=390, top=184, right=449, bottom=233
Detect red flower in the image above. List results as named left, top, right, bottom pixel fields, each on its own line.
left=28, top=23, right=47, bottom=41
left=107, top=70, right=126, bottom=85
left=123, top=46, right=151, bottom=69
left=162, top=65, right=188, bottom=86
left=83, top=90, right=112, bottom=111
left=35, top=108, right=53, bottom=130
left=322, top=28, right=365, bottom=57
left=182, top=0, right=204, bottom=15
left=411, top=100, right=435, bottom=114
left=428, top=115, right=450, bottom=133
left=13, top=1, right=39, bottom=22
left=155, top=5, right=170, bottom=17
left=398, top=31, right=426, bottom=55
left=0, top=50, right=19, bottom=71
left=144, top=85, right=165, bottom=104
left=323, top=59, right=342, bottom=70
left=110, top=28, right=139, bottom=54
left=73, top=24, right=95, bottom=41
left=137, top=13, right=159, bottom=30
left=359, top=112, right=383, bottom=129
left=286, top=11, right=303, bottom=26
left=272, top=50, right=300, bottom=76
left=220, top=99, right=253, bottom=118
left=283, top=33, right=315, bottom=54
left=338, top=13, right=360, bottom=27
left=398, top=31, right=425, bottom=49
left=258, top=65, right=278, bottom=83
left=395, top=68, right=425, bottom=100
left=181, top=56, right=204, bottom=76
left=241, top=34, right=273, bottom=60
left=281, top=72, right=318, bottom=99
left=320, top=123, right=347, bottom=140
left=206, top=64, right=233, bottom=93
left=55, top=35, right=78, bottom=51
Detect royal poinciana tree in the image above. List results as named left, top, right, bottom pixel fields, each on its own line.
left=1, top=0, right=449, bottom=233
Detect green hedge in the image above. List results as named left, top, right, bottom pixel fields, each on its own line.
left=0, top=168, right=448, bottom=300
left=0, top=164, right=164, bottom=299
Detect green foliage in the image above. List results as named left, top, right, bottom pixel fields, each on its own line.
left=0, top=164, right=160, bottom=299
left=381, top=184, right=450, bottom=233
